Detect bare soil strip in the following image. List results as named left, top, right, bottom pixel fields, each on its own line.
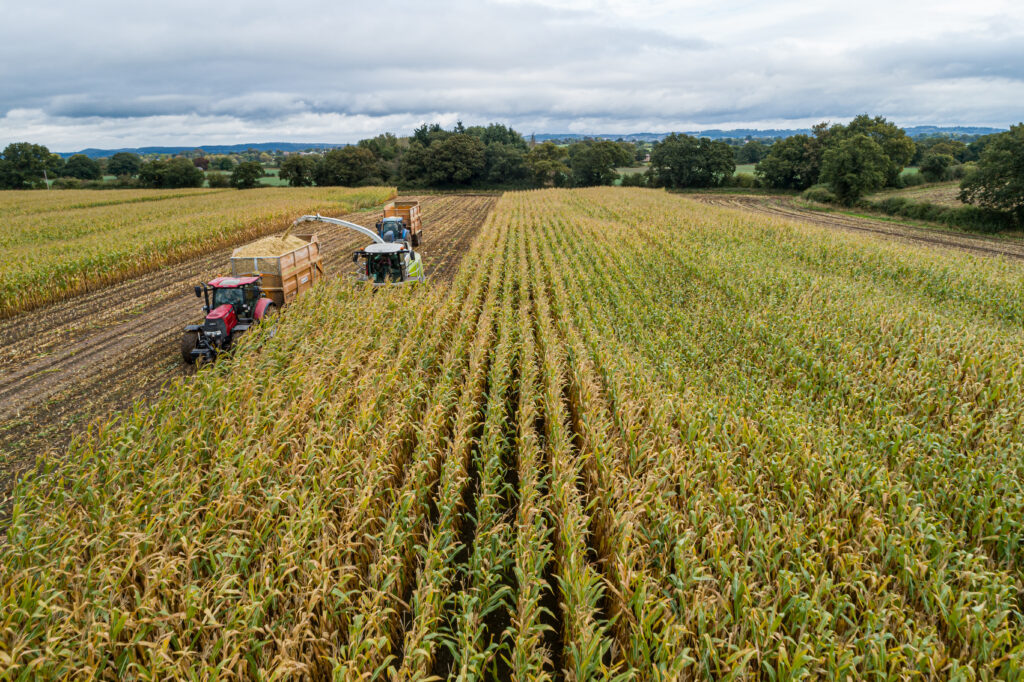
left=688, top=193, right=1024, bottom=261
left=0, top=194, right=498, bottom=511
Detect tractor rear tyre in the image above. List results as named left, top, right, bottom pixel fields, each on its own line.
left=181, top=331, right=199, bottom=364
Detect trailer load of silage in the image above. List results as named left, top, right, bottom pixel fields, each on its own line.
left=232, top=234, right=310, bottom=258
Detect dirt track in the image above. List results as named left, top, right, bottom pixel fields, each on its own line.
left=688, top=193, right=1024, bottom=261
left=0, top=194, right=497, bottom=512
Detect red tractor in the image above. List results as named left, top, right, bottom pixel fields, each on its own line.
left=182, top=276, right=277, bottom=364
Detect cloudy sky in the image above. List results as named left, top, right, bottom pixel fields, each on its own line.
left=1, top=0, right=1022, bottom=150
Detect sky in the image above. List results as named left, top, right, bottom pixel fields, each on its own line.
left=1, top=0, right=1022, bottom=151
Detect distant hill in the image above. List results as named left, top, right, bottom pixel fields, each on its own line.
left=62, top=126, right=1009, bottom=158
left=533, top=131, right=807, bottom=142
left=60, top=142, right=348, bottom=159
left=902, top=125, right=1006, bottom=138
left=533, top=126, right=1007, bottom=143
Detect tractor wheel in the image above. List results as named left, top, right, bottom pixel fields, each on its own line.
left=261, top=303, right=278, bottom=320
left=181, top=331, right=199, bottom=364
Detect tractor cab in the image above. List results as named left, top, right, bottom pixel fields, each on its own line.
left=352, top=242, right=425, bottom=286
left=183, top=275, right=276, bottom=364
left=203, top=276, right=263, bottom=319
left=375, top=216, right=407, bottom=243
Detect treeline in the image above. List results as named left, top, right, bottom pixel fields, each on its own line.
left=0, top=144, right=270, bottom=190
left=276, top=122, right=641, bottom=189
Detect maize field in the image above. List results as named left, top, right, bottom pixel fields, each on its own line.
left=1, top=187, right=1023, bottom=678
left=0, top=186, right=396, bottom=319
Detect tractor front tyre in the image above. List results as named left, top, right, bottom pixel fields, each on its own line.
left=181, top=331, right=199, bottom=364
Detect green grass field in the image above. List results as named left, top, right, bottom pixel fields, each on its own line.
left=259, top=167, right=291, bottom=187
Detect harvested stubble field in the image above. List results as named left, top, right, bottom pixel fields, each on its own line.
left=0, top=186, right=396, bottom=319
left=691, top=192, right=1024, bottom=260
left=2, top=187, right=1024, bottom=678
left=870, top=180, right=965, bottom=207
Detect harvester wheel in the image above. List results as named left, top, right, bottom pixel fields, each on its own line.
left=181, top=331, right=199, bottom=364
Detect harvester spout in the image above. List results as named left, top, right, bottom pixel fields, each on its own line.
left=292, top=214, right=384, bottom=244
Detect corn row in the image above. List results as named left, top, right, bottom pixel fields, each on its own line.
left=330, top=260, right=499, bottom=675
left=395, top=215, right=507, bottom=680
left=528, top=219, right=622, bottom=681
left=506, top=217, right=558, bottom=681
left=449, top=233, right=519, bottom=679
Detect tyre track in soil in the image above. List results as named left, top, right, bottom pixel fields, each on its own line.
left=687, top=193, right=1024, bottom=261
left=0, top=194, right=498, bottom=514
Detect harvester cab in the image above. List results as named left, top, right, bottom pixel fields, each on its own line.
left=354, top=242, right=425, bottom=285
left=293, top=213, right=426, bottom=286
left=182, top=276, right=276, bottom=364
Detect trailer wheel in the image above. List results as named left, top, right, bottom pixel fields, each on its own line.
left=181, top=331, right=199, bottom=364
left=412, top=231, right=420, bottom=247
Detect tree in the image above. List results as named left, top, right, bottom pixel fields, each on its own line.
left=215, top=156, right=236, bottom=171
left=137, top=160, right=162, bottom=187
left=965, top=135, right=996, bottom=163
left=193, top=157, right=210, bottom=171
left=165, top=158, right=205, bottom=188
left=569, top=139, right=633, bottom=186
left=466, top=123, right=528, bottom=150
left=920, top=153, right=954, bottom=182
left=526, top=142, right=569, bottom=186
left=836, top=115, right=915, bottom=186
left=412, top=123, right=448, bottom=147
left=959, top=123, right=1024, bottom=222
left=46, top=154, right=66, bottom=180
left=912, top=137, right=968, bottom=164
left=107, top=152, right=141, bottom=177
left=0, top=142, right=54, bottom=189
left=819, top=134, right=888, bottom=204
left=138, top=158, right=205, bottom=188
left=63, top=154, right=102, bottom=180
left=231, top=161, right=264, bottom=189
left=279, top=155, right=317, bottom=187
left=755, top=135, right=819, bottom=190
left=483, top=142, right=528, bottom=183
left=207, top=173, right=231, bottom=188
left=400, top=142, right=432, bottom=185
left=649, top=134, right=735, bottom=188
left=425, top=134, right=486, bottom=185
left=314, top=147, right=380, bottom=186
left=358, top=133, right=401, bottom=160
left=736, top=140, right=769, bottom=164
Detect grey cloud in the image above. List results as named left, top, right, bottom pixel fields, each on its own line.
left=1, top=0, right=1021, bottom=148
left=861, top=37, right=1024, bottom=81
